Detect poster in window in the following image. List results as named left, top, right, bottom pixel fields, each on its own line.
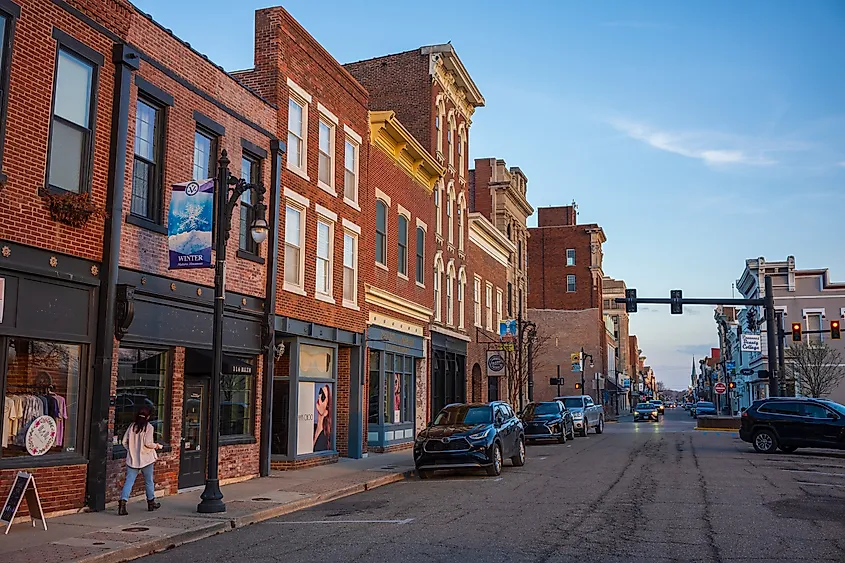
left=296, top=382, right=314, bottom=455
left=393, top=373, right=401, bottom=423
left=168, top=179, right=214, bottom=269
left=313, top=383, right=333, bottom=452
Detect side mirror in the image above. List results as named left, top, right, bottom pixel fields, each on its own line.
left=828, top=412, right=838, bottom=420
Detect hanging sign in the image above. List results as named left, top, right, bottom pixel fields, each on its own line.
left=487, top=351, right=506, bottom=377
left=2, top=472, right=47, bottom=534
left=741, top=334, right=762, bottom=352
left=167, top=179, right=215, bottom=269
left=25, top=416, right=57, bottom=456
left=499, top=319, right=517, bottom=341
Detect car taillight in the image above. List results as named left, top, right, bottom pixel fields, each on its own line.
left=741, top=411, right=748, bottom=418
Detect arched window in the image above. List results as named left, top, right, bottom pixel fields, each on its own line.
left=415, top=226, right=425, bottom=284
left=436, top=98, right=446, bottom=157
left=458, top=123, right=466, bottom=177
left=376, top=200, right=387, bottom=266
left=458, top=267, right=466, bottom=329
left=435, top=180, right=443, bottom=237
left=446, top=262, right=456, bottom=326
left=397, top=214, right=408, bottom=276
left=433, top=255, right=444, bottom=322
left=447, top=183, right=455, bottom=245
left=447, top=113, right=456, bottom=166
left=457, top=192, right=466, bottom=252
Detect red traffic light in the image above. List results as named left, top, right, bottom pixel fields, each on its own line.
left=791, top=322, right=802, bottom=342
left=832, top=320, right=841, bottom=340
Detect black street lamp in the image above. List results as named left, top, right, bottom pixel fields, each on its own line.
left=197, top=149, right=268, bottom=514
left=580, top=347, right=594, bottom=396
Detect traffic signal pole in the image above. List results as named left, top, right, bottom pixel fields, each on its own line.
left=764, top=276, right=779, bottom=397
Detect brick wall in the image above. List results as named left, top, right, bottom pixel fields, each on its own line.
left=538, top=205, right=577, bottom=227
left=528, top=308, right=608, bottom=404
left=469, top=158, right=494, bottom=219
left=0, top=464, right=87, bottom=517
left=528, top=224, right=601, bottom=310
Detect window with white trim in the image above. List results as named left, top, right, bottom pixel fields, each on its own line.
left=446, top=268, right=454, bottom=326
left=567, top=275, right=576, bottom=293
left=474, top=277, right=482, bottom=327
left=496, top=288, right=503, bottom=328
left=434, top=182, right=442, bottom=237
left=344, top=137, right=358, bottom=203
left=398, top=214, right=408, bottom=277
left=376, top=200, right=387, bottom=266
left=458, top=126, right=465, bottom=177
left=457, top=195, right=465, bottom=252
left=485, top=283, right=493, bottom=331
left=318, top=118, right=334, bottom=190
left=447, top=114, right=455, bottom=166
left=458, top=270, right=466, bottom=329
left=316, top=219, right=334, bottom=298
left=415, top=227, right=425, bottom=284
left=287, top=95, right=307, bottom=173
left=806, top=313, right=823, bottom=343
left=447, top=185, right=454, bottom=245
left=566, top=249, right=575, bottom=266
left=434, top=260, right=443, bottom=322
left=343, top=230, right=358, bottom=306
left=284, top=203, right=306, bottom=292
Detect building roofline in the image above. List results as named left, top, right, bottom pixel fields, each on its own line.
left=421, top=44, right=485, bottom=107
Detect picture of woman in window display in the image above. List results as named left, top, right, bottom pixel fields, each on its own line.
left=313, top=384, right=332, bottom=451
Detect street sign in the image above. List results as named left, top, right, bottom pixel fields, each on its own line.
left=726, top=361, right=736, bottom=370
left=741, top=334, right=762, bottom=352
left=570, top=352, right=580, bottom=363
left=740, top=368, right=754, bottom=376
left=714, top=382, right=727, bottom=394
left=549, top=378, right=563, bottom=386
left=571, top=362, right=581, bottom=373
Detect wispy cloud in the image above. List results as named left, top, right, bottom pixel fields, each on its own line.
left=600, top=21, right=676, bottom=30
left=608, top=119, right=786, bottom=166
left=838, top=161, right=845, bottom=167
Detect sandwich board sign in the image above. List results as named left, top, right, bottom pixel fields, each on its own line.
left=2, top=472, right=47, bottom=534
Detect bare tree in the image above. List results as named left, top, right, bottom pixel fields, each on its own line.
left=784, top=342, right=845, bottom=398
left=657, top=381, right=666, bottom=393
left=503, top=332, right=552, bottom=409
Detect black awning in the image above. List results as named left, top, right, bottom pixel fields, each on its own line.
left=184, top=348, right=254, bottom=376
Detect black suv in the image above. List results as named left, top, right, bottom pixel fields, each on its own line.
left=520, top=401, right=575, bottom=443
left=739, top=397, right=845, bottom=453
left=414, top=402, right=525, bottom=478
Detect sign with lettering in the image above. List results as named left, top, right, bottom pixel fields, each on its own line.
left=25, top=416, right=57, bottom=456
left=487, top=351, right=506, bottom=377
left=2, top=472, right=47, bottom=534
left=168, top=179, right=214, bottom=269
left=741, top=334, right=762, bottom=352
left=499, top=319, right=517, bottom=341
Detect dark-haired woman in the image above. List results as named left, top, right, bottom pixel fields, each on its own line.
left=118, top=407, right=162, bottom=515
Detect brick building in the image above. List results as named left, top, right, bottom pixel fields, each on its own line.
left=346, top=44, right=485, bottom=417
left=364, top=110, right=442, bottom=451
left=527, top=205, right=609, bottom=404
left=233, top=7, right=371, bottom=467
left=0, top=0, right=279, bottom=514
left=603, top=276, right=631, bottom=412
left=465, top=213, right=515, bottom=405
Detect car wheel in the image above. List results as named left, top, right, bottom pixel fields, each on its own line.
left=779, top=445, right=798, bottom=454
left=579, top=422, right=588, bottom=437
left=512, top=438, right=526, bottom=466
left=752, top=429, right=778, bottom=454
left=558, top=427, right=567, bottom=443
left=486, top=443, right=503, bottom=476
left=568, top=426, right=576, bottom=440
left=418, top=469, right=434, bottom=480
left=595, top=418, right=604, bottom=434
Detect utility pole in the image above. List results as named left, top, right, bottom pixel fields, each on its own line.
left=764, top=276, right=779, bottom=398
left=776, top=311, right=787, bottom=396
left=580, top=347, right=594, bottom=399
left=556, top=364, right=562, bottom=398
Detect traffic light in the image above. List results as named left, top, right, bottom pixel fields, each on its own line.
left=832, top=320, right=841, bottom=340
left=729, top=381, right=736, bottom=389
left=747, top=308, right=757, bottom=332
left=625, top=289, right=637, bottom=313
left=670, top=289, right=683, bottom=314
left=575, top=382, right=582, bottom=390
left=791, top=322, right=802, bottom=342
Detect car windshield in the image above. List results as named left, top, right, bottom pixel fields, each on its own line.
left=432, top=406, right=492, bottom=426
left=561, top=398, right=583, bottom=409
left=818, top=400, right=845, bottom=416
left=523, top=403, right=559, bottom=416
left=636, top=404, right=654, bottom=409
left=697, top=402, right=715, bottom=408
left=651, top=401, right=663, bottom=405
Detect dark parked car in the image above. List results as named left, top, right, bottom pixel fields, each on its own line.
left=634, top=402, right=660, bottom=422
left=520, top=401, right=575, bottom=443
left=739, top=397, right=845, bottom=454
left=693, top=401, right=717, bottom=418
left=414, top=402, right=525, bottom=478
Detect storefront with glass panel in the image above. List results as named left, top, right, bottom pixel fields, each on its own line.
left=366, top=326, right=424, bottom=451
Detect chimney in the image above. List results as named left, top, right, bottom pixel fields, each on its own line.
left=537, top=205, right=577, bottom=227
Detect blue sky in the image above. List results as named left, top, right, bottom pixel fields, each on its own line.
left=133, top=0, right=845, bottom=390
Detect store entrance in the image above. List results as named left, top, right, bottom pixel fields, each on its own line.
left=178, top=377, right=208, bottom=489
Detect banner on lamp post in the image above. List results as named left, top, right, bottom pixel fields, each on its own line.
left=168, top=179, right=215, bottom=269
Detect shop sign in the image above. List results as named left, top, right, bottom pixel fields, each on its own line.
left=25, top=416, right=57, bottom=457
left=487, top=351, right=506, bottom=377
left=499, top=319, right=517, bottom=340
left=167, top=179, right=214, bottom=269
left=741, top=334, right=762, bottom=352
left=2, top=472, right=47, bottom=534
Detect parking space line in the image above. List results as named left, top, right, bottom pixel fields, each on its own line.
left=796, top=481, right=845, bottom=488
left=781, top=469, right=845, bottom=477
left=267, top=519, right=415, bottom=525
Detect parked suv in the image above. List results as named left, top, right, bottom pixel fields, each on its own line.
left=520, top=401, right=575, bottom=443
left=414, top=402, right=526, bottom=478
left=555, top=395, right=604, bottom=436
left=739, top=397, right=845, bottom=454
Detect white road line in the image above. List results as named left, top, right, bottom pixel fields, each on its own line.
left=266, top=518, right=414, bottom=525
left=782, top=469, right=845, bottom=477
left=493, top=477, right=503, bottom=482
left=796, top=481, right=845, bottom=488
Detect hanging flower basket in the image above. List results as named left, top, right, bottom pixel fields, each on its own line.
left=39, top=188, right=107, bottom=228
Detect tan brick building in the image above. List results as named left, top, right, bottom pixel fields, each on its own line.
left=603, top=276, right=632, bottom=412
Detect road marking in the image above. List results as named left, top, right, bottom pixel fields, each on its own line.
left=782, top=469, right=845, bottom=477
left=267, top=518, right=414, bottom=526
left=493, top=477, right=503, bottom=482
left=538, top=457, right=547, bottom=460
left=796, top=481, right=845, bottom=488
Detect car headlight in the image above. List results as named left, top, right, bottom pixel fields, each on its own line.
left=652, top=411, right=658, bottom=416
left=469, top=428, right=493, bottom=440
left=571, top=412, right=583, bottom=418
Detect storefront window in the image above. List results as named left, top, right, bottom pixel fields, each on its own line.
left=220, top=358, right=254, bottom=437
left=115, top=348, right=168, bottom=443
left=368, top=351, right=379, bottom=424
left=370, top=351, right=415, bottom=428
left=2, top=338, right=81, bottom=458
left=296, top=344, right=335, bottom=455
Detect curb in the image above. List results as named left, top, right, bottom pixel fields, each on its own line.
left=74, top=469, right=415, bottom=563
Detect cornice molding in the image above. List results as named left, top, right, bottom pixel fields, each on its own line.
left=370, top=110, right=444, bottom=193
left=468, top=212, right=515, bottom=268
left=365, top=284, right=433, bottom=322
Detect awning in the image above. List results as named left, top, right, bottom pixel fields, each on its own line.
left=184, top=348, right=254, bottom=376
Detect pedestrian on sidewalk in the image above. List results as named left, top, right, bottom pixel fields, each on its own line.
left=118, top=406, right=163, bottom=516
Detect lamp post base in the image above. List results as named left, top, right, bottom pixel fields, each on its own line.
left=196, top=479, right=226, bottom=513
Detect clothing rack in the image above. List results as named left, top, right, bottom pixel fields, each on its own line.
left=6, top=384, right=55, bottom=392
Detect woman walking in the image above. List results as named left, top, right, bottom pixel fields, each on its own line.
left=118, top=406, right=163, bottom=515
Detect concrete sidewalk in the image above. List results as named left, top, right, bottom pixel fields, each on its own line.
left=1, top=451, right=415, bottom=563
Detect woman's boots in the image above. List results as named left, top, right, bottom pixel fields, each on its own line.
left=118, top=500, right=128, bottom=516
left=147, top=499, right=161, bottom=511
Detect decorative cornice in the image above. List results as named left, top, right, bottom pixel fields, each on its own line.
left=370, top=111, right=445, bottom=193
left=468, top=212, right=515, bottom=267
left=430, top=324, right=471, bottom=342
left=368, top=312, right=424, bottom=337
left=365, top=284, right=433, bottom=323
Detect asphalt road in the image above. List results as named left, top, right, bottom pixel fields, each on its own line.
left=142, top=408, right=845, bottom=563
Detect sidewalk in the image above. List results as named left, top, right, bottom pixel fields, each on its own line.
left=1, top=451, right=415, bottom=563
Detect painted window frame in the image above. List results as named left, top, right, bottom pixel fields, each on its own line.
left=446, top=262, right=455, bottom=326
left=446, top=182, right=455, bottom=246
left=458, top=267, right=466, bottom=329
left=397, top=209, right=409, bottom=279
left=317, top=103, right=338, bottom=195
left=566, top=248, right=576, bottom=266
left=457, top=191, right=465, bottom=252
left=434, top=255, right=444, bottom=322
left=375, top=198, right=388, bottom=269
left=485, top=282, right=493, bottom=332
left=567, top=274, right=576, bottom=293
left=342, top=218, right=360, bottom=310
left=283, top=188, right=309, bottom=296
left=474, top=276, right=482, bottom=328
left=238, top=151, right=262, bottom=256
left=343, top=125, right=361, bottom=209
left=130, top=94, right=166, bottom=223
left=286, top=78, right=312, bottom=181
left=315, top=204, right=337, bottom=304
left=496, top=288, right=503, bottom=328
left=415, top=224, right=425, bottom=286
left=0, top=1, right=21, bottom=184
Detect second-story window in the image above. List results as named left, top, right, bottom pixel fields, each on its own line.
left=446, top=187, right=454, bottom=245
left=518, top=239, right=523, bottom=269
left=375, top=200, right=387, bottom=267
left=343, top=230, right=358, bottom=306
left=239, top=153, right=261, bottom=254
left=474, top=277, right=482, bottom=327
left=284, top=204, right=305, bottom=292
left=48, top=48, right=97, bottom=193
left=446, top=269, right=454, bottom=326
left=0, top=4, right=18, bottom=180
left=566, top=248, right=576, bottom=266
left=434, top=261, right=442, bottom=322
left=131, top=98, right=164, bottom=221
left=287, top=96, right=305, bottom=171
left=193, top=128, right=215, bottom=181
left=485, top=283, right=493, bottom=331
left=344, top=138, right=358, bottom=204
left=318, top=119, right=334, bottom=191
left=567, top=274, right=576, bottom=293
left=458, top=271, right=465, bottom=329
left=496, top=288, right=503, bottom=328
left=397, top=215, right=408, bottom=277
left=507, top=283, right=513, bottom=317
left=434, top=183, right=442, bottom=237
left=415, top=227, right=425, bottom=284
left=807, top=313, right=822, bottom=343
left=316, top=219, right=333, bottom=298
